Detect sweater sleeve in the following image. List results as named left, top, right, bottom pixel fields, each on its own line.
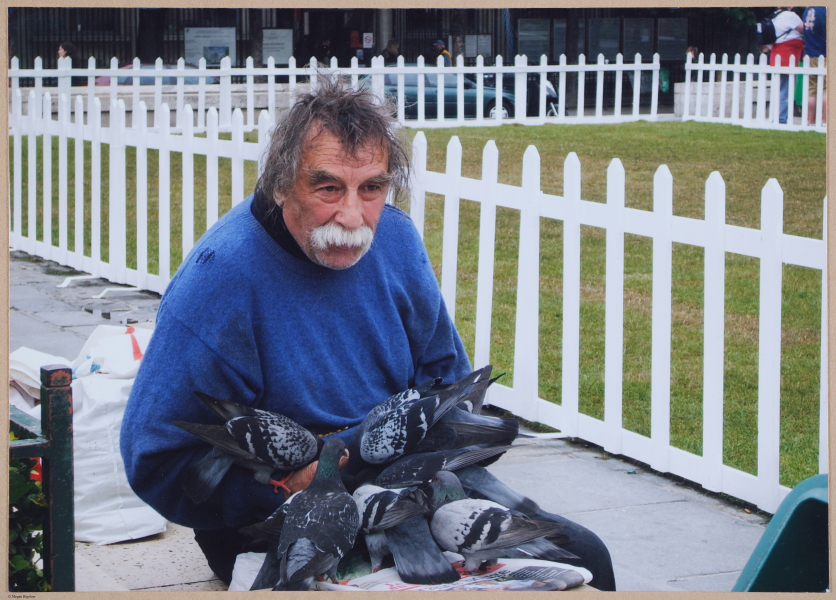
left=120, top=310, right=289, bottom=529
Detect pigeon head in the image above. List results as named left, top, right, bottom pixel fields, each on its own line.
left=428, top=470, right=467, bottom=509
left=316, top=437, right=349, bottom=481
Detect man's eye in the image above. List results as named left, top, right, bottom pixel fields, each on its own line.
left=320, top=186, right=339, bottom=193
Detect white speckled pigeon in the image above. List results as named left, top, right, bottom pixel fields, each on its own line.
left=174, top=391, right=322, bottom=503
left=427, top=471, right=577, bottom=573
left=345, top=366, right=492, bottom=474
left=253, top=437, right=360, bottom=591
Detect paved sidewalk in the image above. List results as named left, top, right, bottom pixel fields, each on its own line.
left=8, top=250, right=769, bottom=592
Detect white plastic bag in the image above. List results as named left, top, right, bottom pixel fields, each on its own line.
left=229, top=552, right=267, bottom=591
left=72, top=374, right=167, bottom=544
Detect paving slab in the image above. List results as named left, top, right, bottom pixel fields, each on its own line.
left=9, top=309, right=89, bottom=358
left=75, top=522, right=223, bottom=591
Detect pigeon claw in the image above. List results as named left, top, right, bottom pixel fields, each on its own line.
left=269, top=473, right=294, bottom=495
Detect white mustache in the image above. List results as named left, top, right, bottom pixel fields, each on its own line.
left=310, top=222, right=374, bottom=252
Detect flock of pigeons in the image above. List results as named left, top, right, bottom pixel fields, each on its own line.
left=174, top=365, right=580, bottom=591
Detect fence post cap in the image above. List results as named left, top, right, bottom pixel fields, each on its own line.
left=40, top=365, right=72, bottom=387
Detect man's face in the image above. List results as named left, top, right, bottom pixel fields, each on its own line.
left=281, top=129, right=390, bottom=270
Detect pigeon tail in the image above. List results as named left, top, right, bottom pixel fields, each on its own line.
left=455, top=465, right=541, bottom=517
left=250, top=550, right=282, bottom=590
left=181, top=447, right=235, bottom=504
left=194, top=390, right=255, bottom=421
left=386, top=516, right=460, bottom=585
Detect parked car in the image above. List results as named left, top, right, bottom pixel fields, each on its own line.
left=94, top=64, right=219, bottom=86
left=480, top=71, right=559, bottom=117
left=365, top=65, right=515, bottom=120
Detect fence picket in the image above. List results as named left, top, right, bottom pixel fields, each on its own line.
left=182, top=104, right=195, bottom=257
left=604, top=158, right=625, bottom=454
left=538, top=54, right=548, bottom=120
left=743, top=54, right=755, bottom=121
left=58, top=94, right=68, bottom=261
left=577, top=54, right=586, bottom=118
left=631, top=54, right=641, bottom=118
left=558, top=54, right=567, bottom=120
left=437, top=55, right=445, bottom=121
left=717, top=54, right=728, bottom=121
left=457, top=55, right=465, bottom=124
left=158, top=103, right=171, bottom=282
left=42, top=92, right=52, bottom=258
left=650, top=54, right=660, bottom=119
left=198, top=57, right=207, bottom=130
left=27, top=90, right=37, bottom=254
left=86, top=57, right=96, bottom=124
left=73, top=95, right=84, bottom=270
left=755, top=53, right=768, bottom=122
left=595, top=54, right=605, bottom=118
left=206, top=107, right=219, bottom=229
left=257, top=109, right=272, bottom=181
left=33, top=57, right=42, bottom=114
left=90, top=98, right=102, bottom=273
left=153, top=57, right=163, bottom=128
left=757, top=179, right=784, bottom=513
left=267, top=57, right=275, bottom=123
left=494, top=55, right=503, bottom=123
left=473, top=140, right=498, bottom=370
left=650, top=165, right=673, bottom=473
left=440, top=136, right=462, bottom=321
left=515, top=54, right=528, bottom=124
left=512, top=146, right=541, bottom=422
left=176, top=57, right=185, bottom=129
left=220, top=56, right=232, bottom=128
left=561, top=152, right=582, bottom=437
left=246, top=56, right=255, bottom=129
left=110, top=99, right=128, bottom=283
left=12, top=89, right=22, bottom=247
left=136, top=100, right=148, bottom=289
left=231, top=108, right=245, bottom=206
left=702, top=171, right=726, bottom=492
left=417, top=55, right=426, bottom=124
left=819, top=197, right=827, bottom=474
left=409, top=132, right=427, bottom=239
left=476, top=55, right=484, bottom=124
left=614, top=54, right=623, bottom=119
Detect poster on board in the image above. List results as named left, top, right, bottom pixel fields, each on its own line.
left=263, top=29, right=293, bottom=65
left=184, top=27, right=237, bottom=66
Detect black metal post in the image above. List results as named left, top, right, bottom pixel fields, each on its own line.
left=39, top=365, right=75, bottom=592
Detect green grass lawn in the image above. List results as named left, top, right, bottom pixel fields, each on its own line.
left=9, top=121, right=826, bottom=489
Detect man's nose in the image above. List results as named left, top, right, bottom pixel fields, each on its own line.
left=335, top=189, right=365, bottom=230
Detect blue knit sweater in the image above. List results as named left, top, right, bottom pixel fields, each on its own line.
left=120, top=195, right=471, bottom=529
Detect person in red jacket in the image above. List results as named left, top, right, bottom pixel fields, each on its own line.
left=765, top=8, right=804, bottom=123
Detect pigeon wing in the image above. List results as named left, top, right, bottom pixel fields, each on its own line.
left=226, top=414, right=319, bottom=471
left=386, top=516, right=460, bottom=585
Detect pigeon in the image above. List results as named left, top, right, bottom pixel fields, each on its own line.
left=455, top=371, right=504, bottom=415
left=352, top=484, right=459, bottom=584
left=174, top=391, right=322, bottom=503
left=454, top=464, right=541, bottom=517
left=252, top=437, right=360, bottom=591
left=410, top=406, right=521, bottom=455
left=374, top=444, right=514, bottom=488
left=427, top=471, right=577, bottom=573
left=345, top=366, right=492, bottom=474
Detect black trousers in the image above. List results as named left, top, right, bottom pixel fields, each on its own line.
left=534, top=509, right=617, bottom=591
left=194, top=526, right=261, bottom=586
left=194, top=515, right=616, bottom=591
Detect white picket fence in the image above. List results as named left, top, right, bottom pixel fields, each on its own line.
left=410, top=134, right=827, bottom=515
left=8, top=51, right=662, bottom=132
left=8, top=83, right=826, bottom=514
left=683, top=52, right=827, bottom=131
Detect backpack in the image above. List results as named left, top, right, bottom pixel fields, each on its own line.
left=757, top=10, right=791, bottom=45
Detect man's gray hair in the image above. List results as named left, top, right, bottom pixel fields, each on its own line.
left=256, top=75, right=411, bottom=207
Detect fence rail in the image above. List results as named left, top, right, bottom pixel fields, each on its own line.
left=683, top=51, right=827, bottom=132
left=9, top=51, right=662, bottom=132
left=7, top=74, right=826, bottom=514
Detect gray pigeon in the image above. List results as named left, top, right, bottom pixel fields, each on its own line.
left=427, top=471, right=577, bottom=573
left=254, top=437, right=360, bottom=591
left=174, top=391, right=322, bottom=502
left=345, top=366, right=492, bottom=473
left=374, top=444, right=514, bottom=488
left=353, top=484, right=459, bottom=584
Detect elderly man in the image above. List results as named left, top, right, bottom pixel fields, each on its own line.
left=121, top=78, right=615, bottom=590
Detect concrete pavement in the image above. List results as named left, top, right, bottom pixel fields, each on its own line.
left=7, top=249, right=769, bottom=592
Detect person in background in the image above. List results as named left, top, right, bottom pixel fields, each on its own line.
left=433, top=39, right=452, bottom=67
left=764, top=7, right=804, bottom=124
left=802, top=6, right=826, bottom=124
left=313, top=36, right=332, bottom=66
left=57, top=41, right=86, bottom=86
left=686, top=46, right=700, bottom=81
left=382, top=38, right=400, bottom=64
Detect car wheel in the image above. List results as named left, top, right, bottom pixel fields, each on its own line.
left=486, top=99, right=513, bottom=119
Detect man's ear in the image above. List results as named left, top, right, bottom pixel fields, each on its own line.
left=274, top=191, right=288, bottom=207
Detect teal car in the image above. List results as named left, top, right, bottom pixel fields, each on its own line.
left=374, top=67, right=517, bottom=120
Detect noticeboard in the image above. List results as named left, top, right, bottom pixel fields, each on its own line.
left=518, top=18, right=550, bottom=62
left=464, top=35, right=492, bottom=58
left=623, top=18, right=654, bottom=61
left=185, top=27, right=237, bottom=67
left=263, top=29, right=293, bottom=65
left=588, top=18, right=620, bottom=62
left=657, top=18, right=688, bottom=60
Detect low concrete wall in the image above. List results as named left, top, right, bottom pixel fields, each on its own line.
left=673, top=81, right=774, bottom=119
left=11, top=82, right=311, bottom=127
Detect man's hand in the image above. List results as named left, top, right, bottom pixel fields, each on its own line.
left=281, top=451, right=350, bottom=500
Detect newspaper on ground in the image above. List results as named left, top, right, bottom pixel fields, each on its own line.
left=230, top=551, right=592, bottom=592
